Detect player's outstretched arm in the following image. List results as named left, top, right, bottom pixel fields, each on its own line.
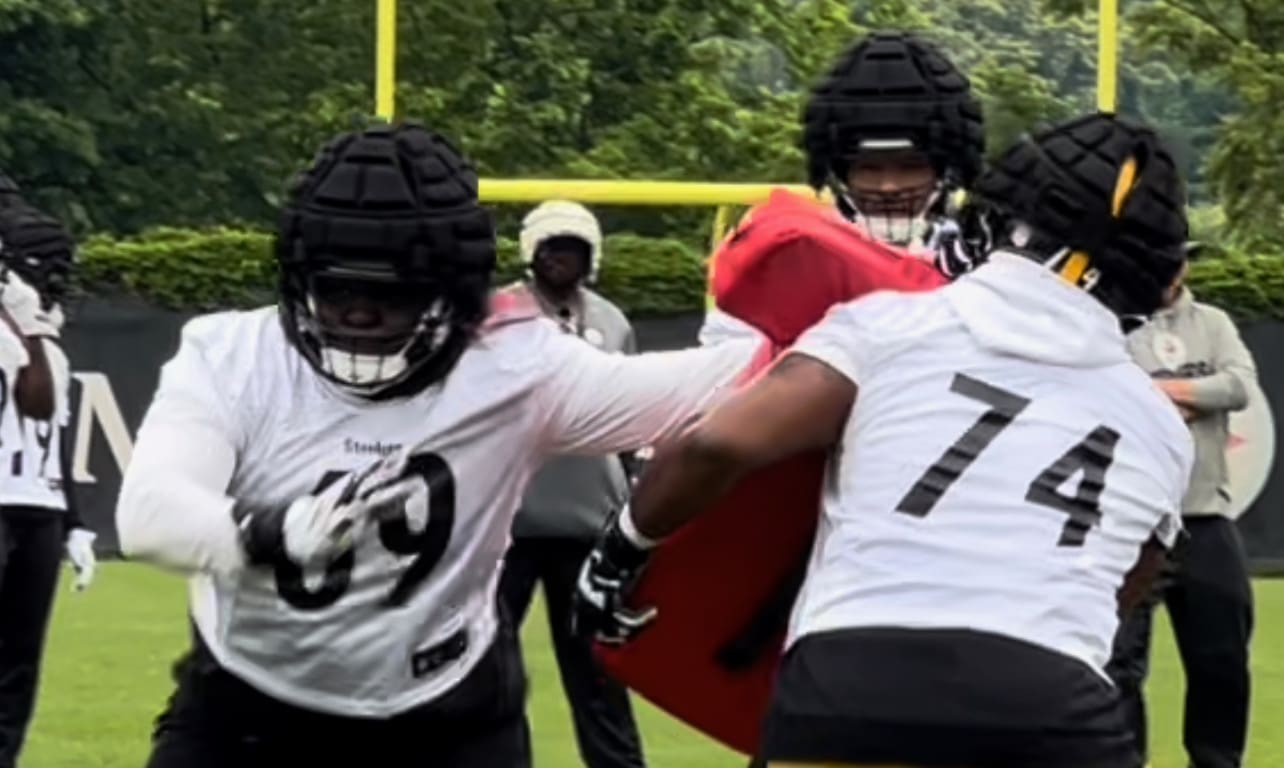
left=539, top=332, right=765, bottom=457
left=574, top=298, right=885, bottom=643
left=572, top=350, right=855, bottom=644
left=628, top=352, right=855, bottom=542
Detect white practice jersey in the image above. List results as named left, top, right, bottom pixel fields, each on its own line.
left=0, top=325, right=24, bottom=475
left=787, top=253, right=1194, bottom=678
left=0, top=339, right=70, bottom=510
left=698, top=306, right=762, bottom=347
left=117, top=306, right=756, bottom=717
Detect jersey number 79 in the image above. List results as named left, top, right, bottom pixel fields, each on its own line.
left=896, top=373, right=1120, bottom=547
left=275, top=452, right=456, bottom=611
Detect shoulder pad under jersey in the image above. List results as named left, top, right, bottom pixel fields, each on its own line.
left=480, top=284, right=544, bottom=334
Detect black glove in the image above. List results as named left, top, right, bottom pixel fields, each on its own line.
left=927, top=204, right=993, bottom=280
left=572, top=512, right=657, bottom=645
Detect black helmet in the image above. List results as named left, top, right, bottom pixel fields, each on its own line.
left=275, top=122, right=496, bottom=399
left=972, top=112, right=1189, bottom=319
left=802, top=32, right=984, bottom=244
left=0, top=205, right=75, bottom=310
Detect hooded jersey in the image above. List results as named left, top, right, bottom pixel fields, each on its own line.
left=788, top=251, right=1194, bottom=677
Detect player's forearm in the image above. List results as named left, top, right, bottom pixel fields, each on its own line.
left=629, top=431, right=753, bottom=541
left=118, top=480, right=243, bottom=577
left=58, top=423, right=85, bottom=534
left=619, top=340, right=763, bottom=452
left=116, top=422, right=244, bottom=578
left=14, top=335, right=54, bottom=420
left=550, top=336, right=764, bottom=456
left=1118, top=538, right=1167, bottom=618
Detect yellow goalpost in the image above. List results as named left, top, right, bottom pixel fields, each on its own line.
left=1098, top=0, right=1119, bottom=113
left=372, top=0, right=1120, bottom=241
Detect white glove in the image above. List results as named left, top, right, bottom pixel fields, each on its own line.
left=27, top=309, right=59, bottom=338
left=0, top=271, right=44, bottom=336
left=282, top=450, right=418, bottom=567
left=0, top=318, right=28, bottom=369
left=66, top=527, right=98, bottom=591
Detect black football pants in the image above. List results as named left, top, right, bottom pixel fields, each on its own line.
left=0, top=507, right=63, bottom=768
left=1106, top=516, right=1253, bottom=768
left=761, top=627, right=1137, bottom=767
left=146, top=619, right=532, bottom=768
left=500, top=536, right=646, bottom=768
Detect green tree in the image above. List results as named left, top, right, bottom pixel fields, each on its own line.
left=1045, top=0, right=1284, bottom=248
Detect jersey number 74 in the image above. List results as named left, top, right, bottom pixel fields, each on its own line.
left=896, top=373, right=1120, bottom=547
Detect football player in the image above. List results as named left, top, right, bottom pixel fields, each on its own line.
left=0, top=206, right=93, bottom=586
left=700, top=31, right=986, bottom=346
left=0, top=204, right=67, bottom=768
left=115, top=123, right=761, bottom=768
left=577, top=113, right=1195, bottom=768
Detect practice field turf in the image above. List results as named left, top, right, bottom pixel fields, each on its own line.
left=19, top=564, right=1284, bottom=767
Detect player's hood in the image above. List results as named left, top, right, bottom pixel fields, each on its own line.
left=944, top=250, right=1130, bottom=368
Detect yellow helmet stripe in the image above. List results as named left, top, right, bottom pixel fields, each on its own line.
left=1059, top=250, right=1091, bottom=283
left=1059, top=153, right=1138, bottom=285
left=1110, top=155, right=1139, bottom=218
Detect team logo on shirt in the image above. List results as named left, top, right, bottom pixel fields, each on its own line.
left=343, top=438, right=403, bottom=457
left=1151, top=330, right=1186, bottom=370
left=1227, top=383, right=1275, bottom=520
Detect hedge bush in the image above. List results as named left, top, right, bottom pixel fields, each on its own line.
left=79, top=227, right=708, bottom=316
left=77, top=226, right=1284, bottom=320
left=1188, top=252, right=1284, bottom=321
left=80, top=228, right=276, bottom=309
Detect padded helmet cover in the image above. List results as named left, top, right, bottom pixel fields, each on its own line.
left=0, top=205, right=75, bottom=308
left=274, top=121, right=497, bottom=397
left=972, top=112, right=1189, bottom=318
left=802, top=32, right=985, bottom=190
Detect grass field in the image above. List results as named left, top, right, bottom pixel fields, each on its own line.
left=18, top=564, right=1284, bottom=767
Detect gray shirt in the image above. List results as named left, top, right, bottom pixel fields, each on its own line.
left=509, top=281, right=637, bottom=539
left=1127, top=288, right=1258, bottom=517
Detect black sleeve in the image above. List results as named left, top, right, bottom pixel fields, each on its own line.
left=617, top=317, right=642, bottom=482
left=58, top=420, right=85, bottom=538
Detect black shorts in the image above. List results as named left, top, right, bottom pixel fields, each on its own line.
left=761, top=627, right=1139, bottom=768
left=146, top=620, right=530, bottom=768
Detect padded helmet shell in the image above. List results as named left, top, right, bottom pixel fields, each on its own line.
left=972, top=112, right=1189, bottom=318
left=275, top=122, right=496, bottom=398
